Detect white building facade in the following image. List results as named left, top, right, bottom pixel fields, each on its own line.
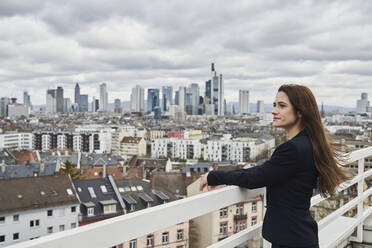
left=151, top=138, right=202, bottom=160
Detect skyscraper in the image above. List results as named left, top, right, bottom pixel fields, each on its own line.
left=56, top=86, right=64, bottom=113
left=0, top=97, right=9, bottom=117
left=257, top=100, right=264, bottom=113
left=205, top=80, right=211, bottom=104
left=114, top=99, right=121, bottom=113
left=23, top=91, right=31, bottom=108
left=239, top=90, right=250, bottom=114
left=162, top=86, right=173, bottom=112
left=130, top=85, right=144, bottom=112
left=190, top=83, right=200, bottom=115
left=80, top=94, right=88, bottom=112
left=63, top=98, right=71, bottom=113
left=356, top=92, right=369, bottom=113
left=210, top=63, right=224, bottom=116
left=178, top=86, right=186, bottom=112
left=74, top=83, right=80, bottom=112
left=46, top=89, right=56, bottom=113
left=100, top=83, right=108, bottom=112
left=92, top=97, right=99, bottom=112
left=147, top=88, right=160, bottom=113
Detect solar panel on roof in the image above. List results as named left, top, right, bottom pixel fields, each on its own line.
left=138, top=192, right=154, bottom=203
left=122, top=195, right=137, bottom=205
left=88, top=187, right=96, bottom=198
left=153, top=190, right=169, bottom=201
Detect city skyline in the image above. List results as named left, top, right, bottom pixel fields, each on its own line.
left=0, top=1, right=371, bottom=107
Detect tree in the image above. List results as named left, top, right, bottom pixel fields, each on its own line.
left=59, top=160, right=81, bottom=180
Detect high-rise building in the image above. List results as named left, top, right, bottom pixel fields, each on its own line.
left=147, top=88, right=160, bottom=113
left=74, top=83, right=80, bottom=112
left=190, top=84, right=200, bottom=115
left=205, top=80, right=211, bottom=104
left=162, top=86, right=173, bottom=112
left=46, top=89, right=56, bottom=113
left=356, top=92, right=369, bottom=113
left=185, top=87, right=193, bottom=115
left=257, top=100, right=264, bottom=113
left=23, top=91, right=31, bottom=108
left=175, top=90, right=179, bottom=105
left=114, top=99, right=121, bottom=113
left=210, top=63, right=224, bottom=116
left=56, top=86, right=64, bottom=113
left=80, top=95, right=88, bottom=112
left=63, top=98, right=71, bottom=113
left=92, top=97, right=99, bottom=112
left=99, top=83, right=108, bottom=112
left=130, top=85, right=144, bottom=112
left=239, top=90, right=250, bottom=114
left=178, top=87, right=186, bottom=111
left=0, top=97, right=9, bottom=117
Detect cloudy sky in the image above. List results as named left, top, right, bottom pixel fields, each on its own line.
left=0, top=0, right=371, bottom=107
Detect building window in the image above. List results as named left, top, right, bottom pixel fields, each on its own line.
left=104, top=204, right=116, bottom=214
left=146, top=235, right=153, bottom=246
left=30, top=219, right=40, bottom=228
left=0, top=216, right=5, bottom=224
left=0, top=235, right=4, bottom=243
left=251, top=216, right=257, bottom=225
left=177, top=229, right=183, bottom=240
left=47, top=209, right=53, bottom=217
left=59, top=225, right=65, bottom=231
left=71, top=206, right=76, bottom=213
left=13, top=233, right=19, bottom=240
left=162, top=232, right=169, bottom=244
left=13, top=214, right=19, bottom=222
left=236, top=205, right=243, bottom=215
left=252, top=202, right=257, bottom=213
left=219, top=207, right=228, bottom=218
left=87, top=207, right=94, bottom=216
left=47, top=226, right=53, bottom=233
left=71, top=223, right=77, bottom=228
left=219, top=223, right=228, bottom=235
left=129, top=239, right=137, bottom=248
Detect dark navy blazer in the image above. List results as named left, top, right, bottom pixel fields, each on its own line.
left=207, top=130, right=319, bottom=247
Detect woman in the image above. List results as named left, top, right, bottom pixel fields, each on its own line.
left=200, top=84, right=349, bottom=248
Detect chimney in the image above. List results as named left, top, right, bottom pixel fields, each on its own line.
left=40, top=161, right=45, bottom=173
left=103, top=162, right=107, bottom=178
left=151, top=177, right=155, bottom=190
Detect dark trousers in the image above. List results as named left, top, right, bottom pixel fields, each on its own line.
left=271, top=244, right=319, bottom=248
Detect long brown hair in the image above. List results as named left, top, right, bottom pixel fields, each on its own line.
left=278, top=84, right=350, bottom=197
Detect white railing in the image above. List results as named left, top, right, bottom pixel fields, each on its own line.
left=7, top=147, right=372, bottom=248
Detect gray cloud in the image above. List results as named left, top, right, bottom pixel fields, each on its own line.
left=0, top=0, right=371, bottom=107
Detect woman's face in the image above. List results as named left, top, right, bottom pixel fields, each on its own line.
left=272, top=91, right=300, bottom=129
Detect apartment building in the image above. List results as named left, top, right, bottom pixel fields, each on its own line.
left=120, top=137, right=146, bottom=159
left=0, top=175, right=79, bottom=246
left=187, top=177, right=263, bottom=248
left=151, top=138, right=202, bottom=160
left=204, top=140, right=257, bottom=162
left=0, top=132, right=33, bottom=150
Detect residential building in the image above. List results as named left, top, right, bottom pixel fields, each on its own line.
left=0, top=175, right=79, bottom=246
left=187, top=176, right=263, bottom=248
left=120, top=137, right=146, bottom=159
left=204, top=140, right=256, bottom=162
left=151, top=138, right=202, bottom=160
left=115, top=178, right=189, bottom=248
left=0, top=132, right=33, bottom=150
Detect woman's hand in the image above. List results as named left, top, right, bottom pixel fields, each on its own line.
left=200, top=173, right=209, bottom=191
left=200, top=172, right=226, bottom=191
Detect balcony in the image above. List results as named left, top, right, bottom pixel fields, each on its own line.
left=7, top=146, right=372, bottom=248
left=234, top=214, right=247, bottom=221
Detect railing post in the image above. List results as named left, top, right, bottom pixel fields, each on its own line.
left=263, top=188, right=271, bottom=248
left=350, top=158, right=365, bottom=243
